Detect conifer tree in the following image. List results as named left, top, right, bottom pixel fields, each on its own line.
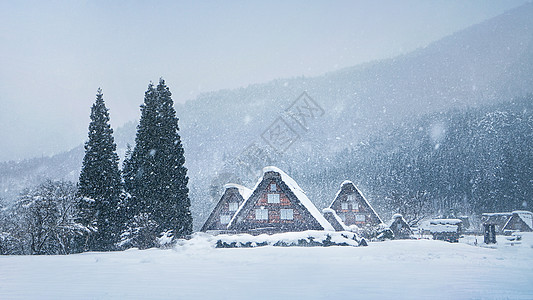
left=78, top=89, right=123, bottom=251
left=125, top=79, right=192, bottom=247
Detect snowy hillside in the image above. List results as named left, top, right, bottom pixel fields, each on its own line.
left=177, top=2, right=533, bottom=168
left=2, top=234, right=533, bottom=299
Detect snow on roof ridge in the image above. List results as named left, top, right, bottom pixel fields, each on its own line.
left=330, top=180, right=354, bottom=205
left=340, top=180, right=353, bottom=187
left=329, top=180, right=354, bottom=207
left=482, top=212, right=512, bottom=216
left=263, top=166, right=284, bottom=172
left=223, top=183, right=253, bottom=200
left=430, top=219, right=462, bottom=224
left=429, top=224, right=458, bottom=233
left=389, top=214, right=408, bottom=226
left=224, top=183, right=247, bottom=189
left=254, top=166, right=333, bottom=231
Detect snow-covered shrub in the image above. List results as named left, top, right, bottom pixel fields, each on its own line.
left=158, top=230, right=176, bottom=249
left=9, top=180, right=89, bottom=255
left=356, top=223, right=394, bottom=241
left=119, top=212, right=159, bottom=250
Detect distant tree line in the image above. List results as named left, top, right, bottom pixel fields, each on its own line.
left=0, top=79, right=192, bottom=254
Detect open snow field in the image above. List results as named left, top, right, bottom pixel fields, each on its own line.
left=1, top=234, right=533, bottom=299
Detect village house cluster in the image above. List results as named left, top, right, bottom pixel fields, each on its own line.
left=202, top=166, right=400, bottom=238
left=202, top=166, right=533, bottom=243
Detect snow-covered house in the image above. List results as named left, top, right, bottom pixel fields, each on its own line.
left=201, top=184, right=252, bottom=232
left=502, top=211, right=533, bottom=233
left=227, top=167, right=334, bottom=234
left=481, top=212, right=513, bottom=234
left=389, top=214, right=412, bottom=239
left=481, top=211, right=533, bottom=234
left=429, top=219, right=462, bottom=242
left=328, top=181, right=382, bottom=228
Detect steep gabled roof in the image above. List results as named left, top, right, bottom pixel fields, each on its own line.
left=201, top=183, right=251, bottom=232
left=224, top=183, right=253, bottom=200
left=503, top=210, right=533, bottom=231
left=330, top=180, right=383, bottom=224
left=430, top=219, right=462, bottom=225
left=390, top=213, right=407, bottom=227
left=389, top=214, right=413, bottom=237
left=514, top=211, right=533, bottom=230
left=228, top=166, right=334, bottom=231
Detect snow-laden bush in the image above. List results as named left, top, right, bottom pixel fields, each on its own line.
left=119, top=212, right=159, bottom=250
left=158, top=230, right=175, bottom=249
left=7, top=180, right=89, bottom=255
left=354, top=223, right=394, bottom=241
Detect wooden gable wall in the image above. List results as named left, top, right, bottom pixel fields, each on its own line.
left=201, top=187, right=245, bottom=232
left=330, top=182, right=382, bottom=227
left=228, top=171, right=324, bottom=234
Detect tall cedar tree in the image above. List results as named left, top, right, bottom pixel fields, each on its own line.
left=125, top=79, right=192, bottom=244
left=78, top=89, right=123, bottom=251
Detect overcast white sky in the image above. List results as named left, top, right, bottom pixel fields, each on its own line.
left=0, top=0, right=529, bottom=162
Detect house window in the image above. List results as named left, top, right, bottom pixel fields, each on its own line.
left=255, top=208, right=268, bottom=220
left=341, top=202, right=349, bottom=210
left=353, top=202, right=359, bottom=210
left=267, top=193, right=280, bottom=203
left=280, top=209, right=294, bottom=220
left=220, top=215, right=231, bottom=224
left=355, top=214, right=366, bottom=222
left=270, top=183, right=277, bottom=191
left=347, top=194, right=355, bottom=202
left=228, top=202, right=239, bottom=211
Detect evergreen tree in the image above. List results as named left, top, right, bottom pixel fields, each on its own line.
left=78, top=89, right=123, bottom=251
left=124, top=79, right=192, bottom=247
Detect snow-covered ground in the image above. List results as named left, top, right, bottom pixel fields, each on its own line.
left=1, top=233, right=533, bottom=299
